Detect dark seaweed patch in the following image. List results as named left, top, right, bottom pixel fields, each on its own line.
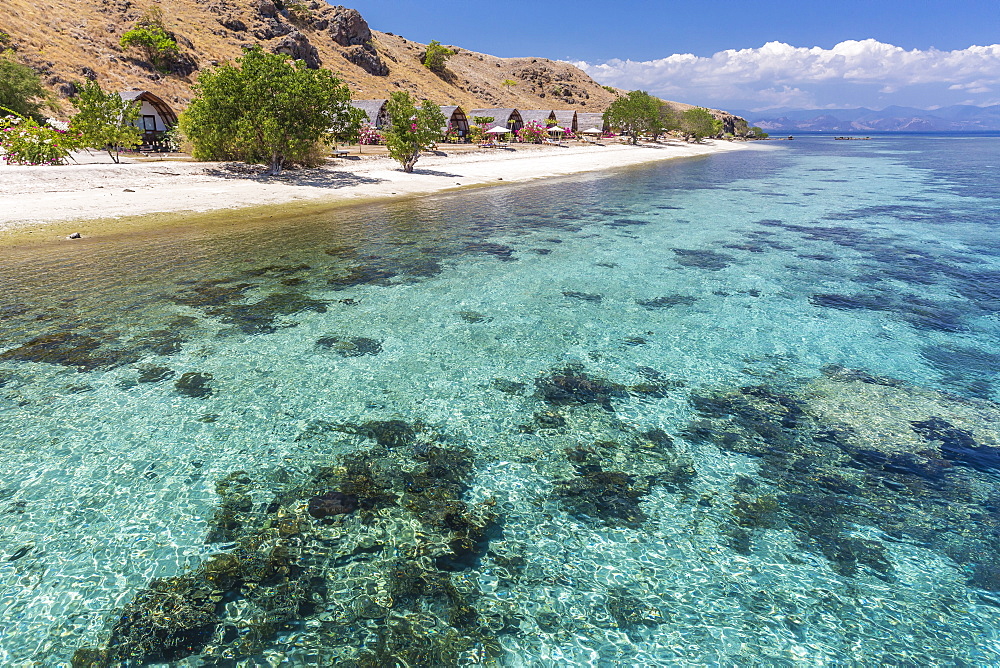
left=172, top=280, right=254, bottom=309
left=606, top=219, right=651, bottom=228
left=672, top=249, right=735, bottom=270
left=636, top=295, right=697, bottom=309
left=687, top=376, right=1000, bottom=589
left=535, top=366, right=629, bottom=411
left=562, top=291, right=603, bottom=303
left=553, top=470, right=647, bottom=528
left=211, top=292, right=327, bottom=334
left=327, top=265, right=398, bottom=289
left=137, top=365, right=175, bottom=383
left=0, top=332, right=139, bottom=372
left=809, top=293, right=893, bottom=311
left=174, top=372, right=214, bottom=399
left=912, top=417, right=1000, bottom=473
left=491, top=379, right=526, bottom=395
left=457, top=311, right=490, bottom=323
left=464, top=242, right=516, bottom=260
left=316, top=336, right=383, bottom=357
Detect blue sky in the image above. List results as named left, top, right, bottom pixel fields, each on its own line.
left=347, top=0, right=1000, bottom=110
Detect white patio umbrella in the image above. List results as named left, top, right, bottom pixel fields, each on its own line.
left=581, top=127, right=604, bottom=135
left=485, top=126, right=512, bottom=134
left=547, top=125, right=565, bottom=134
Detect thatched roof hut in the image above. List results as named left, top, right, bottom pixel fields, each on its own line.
left=350, top=99, right=389, bottom=128
left=520, top=110, right=556, bottom=127
left=119, top=91, right=177, bottom=130
left=439, top=106, right=469, bottom=135
left=576, top=112, right=607, bottom=133
left=553, top=110, right=578, bottom=132
left=467, top=108, right=523, bottom=132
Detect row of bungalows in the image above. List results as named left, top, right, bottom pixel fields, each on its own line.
left=351, top=100, right=609, bottom=137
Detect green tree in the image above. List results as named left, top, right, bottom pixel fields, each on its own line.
left=501, top=78, right=517, bottom=92
left=119, top=10, right=179, bottom=73
left=422, top=40, right=454, bottom=73
left=69, top=80, right=143, bottom=163
left=0, top=54, right=49, bottom=122
left=179, top=46, right=357, bottom=175
left=658, top=104, right=682, bottom=139
left=680, top=107, right=723, bottom=142
left=748, top=125, right=769, bottom=139
left=383, top=91, right=446, bottom=172
left=603, top=90, right=662, bottom=144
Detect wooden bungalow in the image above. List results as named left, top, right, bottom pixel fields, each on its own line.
left=519, top=109, right=556, bottom=128
left=467, top=108, right=523, bottom=133
left=119, top=91, right=177, bottom=149
left=439, top=106, right=469, bottom=137
left=576, top=112, right=608, bottom=133
left=553, top=110, right=578, bottom=133
left=350, top=99, right=389, bottom=128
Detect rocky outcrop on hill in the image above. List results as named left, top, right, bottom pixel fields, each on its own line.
left=0, top=0, right=736, bottom=122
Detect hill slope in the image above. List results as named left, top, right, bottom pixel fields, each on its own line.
left=1, top=0, right=619, bottom=115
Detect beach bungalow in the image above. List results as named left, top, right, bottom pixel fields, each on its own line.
left=439, top=106, right=470, bottom=138
left=350, top=99, right=389, bottom=129
left=119, top=90, right=177, bottom=149
left=553, top=110, right=579, bottom=133
left=468, top=108, right=523, bottom=133
left=519, top=109, right=556, bottom=128
left=576, top=112, right=608, bottom=133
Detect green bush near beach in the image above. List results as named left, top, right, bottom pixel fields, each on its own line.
left=384, top=91, right=446, bottom=173
left=179, top=46, right=359, bottom=175
left=70, top=80, right=143, bottom=163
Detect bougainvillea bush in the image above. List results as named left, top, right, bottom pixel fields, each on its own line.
left=358, top=123, right=383, bottom=145
left=517, top=120, right=548, bottom=144
left=0, top=111, right=80, bottom=165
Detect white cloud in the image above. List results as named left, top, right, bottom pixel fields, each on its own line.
left=574, top=40, right=1000, bottom=110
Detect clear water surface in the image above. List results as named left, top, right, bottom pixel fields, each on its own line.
left=1, top=135, right=999, bottom=666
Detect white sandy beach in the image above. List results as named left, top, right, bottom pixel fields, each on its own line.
left=0, top=140, right=757, bottom=244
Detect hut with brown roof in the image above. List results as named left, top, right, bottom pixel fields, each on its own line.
left=439, top=106, right=470, bottom=136
left=519, top=109, right=556, bottom=128
left=553, top=110, right=579, bottom=132
left=118, top=90, right=177, bottom=147
left=467, top=108, right=523, bottom=133
left=576, top=112, right=607, bottom=133
left=350, top=99, right=389, bottom=128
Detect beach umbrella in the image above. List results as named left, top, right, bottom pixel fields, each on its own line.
left=581, top=127, right=603, bottom=135
left=486, top=126, right=512, bottom=134
left=547, top=125, right=565, bottom=134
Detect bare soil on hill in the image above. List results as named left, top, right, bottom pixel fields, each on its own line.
left=0, top=0, right=619, bottom=116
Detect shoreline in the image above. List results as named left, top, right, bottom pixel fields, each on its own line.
left=0, top=140, right=761, bottom=248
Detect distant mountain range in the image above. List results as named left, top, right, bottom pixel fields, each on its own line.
left=733, top=105, right=1000, bottom=132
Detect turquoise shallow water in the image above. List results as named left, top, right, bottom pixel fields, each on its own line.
left=2, top=136, right=1000, bottom=666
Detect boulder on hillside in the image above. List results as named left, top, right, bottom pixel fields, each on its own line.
left=325, top=6, right=372, bottom=46
left=270, top=31, right=321, bottom=69
left=342, top=44, right=387, bottom=76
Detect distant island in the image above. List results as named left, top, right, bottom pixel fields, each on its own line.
left=734, top=104, right=1000, bottom=132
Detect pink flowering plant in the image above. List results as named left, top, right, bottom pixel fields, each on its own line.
left=517, top=120, right=548, bottom=144
left=358, top=123, right=383, bottom=145
left=0, top=107, right=80, bottom=166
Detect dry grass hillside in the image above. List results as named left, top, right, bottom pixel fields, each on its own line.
left=0, top=0, right=620, bottom=117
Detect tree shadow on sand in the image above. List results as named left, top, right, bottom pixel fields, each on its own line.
left=204, top=164, right=387, bottom=189
left=409, top=168, right=464, bottom=178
